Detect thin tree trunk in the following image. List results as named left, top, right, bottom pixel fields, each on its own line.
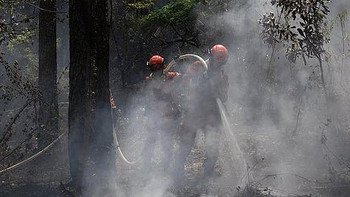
left=38, top=0, right=58, bottom=149
left=318, top=55, right=326, bottom=95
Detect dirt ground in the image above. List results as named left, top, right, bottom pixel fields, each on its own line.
left=0, top=137, right=70, bottom=197
left=0, top=131, right=252, bottom=197
left=1, top=130, right=349, bottom=197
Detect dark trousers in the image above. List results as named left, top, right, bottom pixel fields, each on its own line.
left=173, top=122, right=221, bottom=185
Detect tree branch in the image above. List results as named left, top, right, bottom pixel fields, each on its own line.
left=25, top=2, right=67, bottom=14
left=0, top=98, right=37, bottom=145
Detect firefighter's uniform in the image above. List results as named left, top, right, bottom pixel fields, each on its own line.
left=142, top=55, right=181, bottom=172
left=174, top=45, right=229, bottom=184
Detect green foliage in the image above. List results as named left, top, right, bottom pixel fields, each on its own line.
left=259, top=0, right=330, bottom=63
left=0, top=0, right=36, bottom=46
left=111, top=0, right=235, bottom=87
left=125, top=0, right=155, bottom=10
left=0, top=0, right=40, bottom=166
left=139, top=0, right=198, bottom=30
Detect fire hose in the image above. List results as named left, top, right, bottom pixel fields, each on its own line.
left=0, top=54, right=209, bottom=171
left=164, top=54, right=208, bottom=75
left=112, top=53, right=208, bottom=165
left=0, top=131, right=67, bottom=175
left=111, top=115, right=139, bottom=165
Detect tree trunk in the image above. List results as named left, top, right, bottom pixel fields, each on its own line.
left=38, top=0, right=58, bottom=149
left=69, top=0, right=116, bottom=194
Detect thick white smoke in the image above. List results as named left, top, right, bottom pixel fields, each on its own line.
left=106, top=0, right=350, bottom=196
left=215, top=0, right=350, bottom=196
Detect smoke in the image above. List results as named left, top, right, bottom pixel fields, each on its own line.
left=102, top=0, right=350, bottom=196
left=211, top=0, right=350, bottom=196
left=109, top=79, right=177, bottom=197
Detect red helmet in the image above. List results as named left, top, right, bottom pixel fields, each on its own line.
left=148, top=55, right=164, bottom=66
left=147, top=55, right=164, bottom=71
left=210, top=44, right=228, bottom=64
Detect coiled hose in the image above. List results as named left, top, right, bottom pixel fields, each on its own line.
left=114, top=53, right=208, bottom=165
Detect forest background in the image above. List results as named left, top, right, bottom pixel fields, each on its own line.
left=0, top=0, right=350, bottom=196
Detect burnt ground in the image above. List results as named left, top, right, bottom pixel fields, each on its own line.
left=0, top=130, right=349, bottom=197
left=0, top=137, right=71, bottom=197
left=0, top=131, right=259, bottom=197
left=0, top=184, right=62, bottom=197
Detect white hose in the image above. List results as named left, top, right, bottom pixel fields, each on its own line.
left=0, top=131, right=67, bottom=175
left=0, top=105, right=141, bottom=172
left=164, top=53, right=208, bottom=74
left=111, top=110, right=141, bottom=165
left=112, top=129, right=139, bottom=165
left=112, top=53, right=208, bottom=165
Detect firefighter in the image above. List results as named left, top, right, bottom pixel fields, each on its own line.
left=142, top=55, right=181, bottom=173
left=174, top=44, right=229, bottom=185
